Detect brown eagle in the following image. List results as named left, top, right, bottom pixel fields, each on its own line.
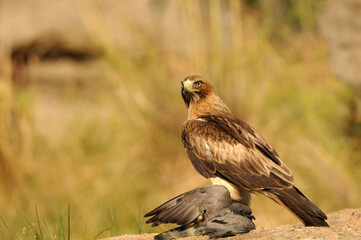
left=180, top=75, right=328, bottom=227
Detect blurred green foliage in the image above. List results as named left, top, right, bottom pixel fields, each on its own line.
left=0, top=0, right=360, bottom=239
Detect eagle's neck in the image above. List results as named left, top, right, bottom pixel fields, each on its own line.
left=187, top=92, right=233, bottom=120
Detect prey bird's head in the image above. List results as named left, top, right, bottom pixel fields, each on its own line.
left=181, top=75, right=214, bottom=108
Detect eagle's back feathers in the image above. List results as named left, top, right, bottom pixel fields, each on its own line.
left=181, top=116, right=294, bottom=190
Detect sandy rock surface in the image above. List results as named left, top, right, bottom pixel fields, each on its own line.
left=102, top=208, right=361, bottom=240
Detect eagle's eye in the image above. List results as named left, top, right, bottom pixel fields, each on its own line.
left=194, top=81, right=203, bottom=88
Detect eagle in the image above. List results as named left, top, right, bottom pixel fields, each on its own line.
left=180, top=75, right=329, bottom=227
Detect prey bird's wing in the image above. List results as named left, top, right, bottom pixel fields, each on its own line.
left=195, top=212, right=256, bottom=238
left=144, top=185, right=232, bottom=227
left=181, top=115, right=294, bottom=190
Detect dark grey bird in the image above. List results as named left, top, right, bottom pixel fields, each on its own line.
left=144, top=185, right=255, bottom=239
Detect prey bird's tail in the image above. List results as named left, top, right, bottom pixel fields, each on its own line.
left=265, top=186, right=329, bottom=227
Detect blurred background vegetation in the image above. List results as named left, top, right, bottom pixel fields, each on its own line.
left=0, top=0, right=360, bottom=239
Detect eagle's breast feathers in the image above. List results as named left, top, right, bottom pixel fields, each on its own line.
left=181, top=116, right=294, bottom=191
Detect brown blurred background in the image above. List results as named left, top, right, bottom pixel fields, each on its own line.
left=0, top=0, right=360, bottom=239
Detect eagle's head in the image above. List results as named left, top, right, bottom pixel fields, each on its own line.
left=181, top=75, right=214, bottom=108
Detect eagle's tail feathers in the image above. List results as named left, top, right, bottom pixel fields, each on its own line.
left=265, top=187, right=329, bottom=227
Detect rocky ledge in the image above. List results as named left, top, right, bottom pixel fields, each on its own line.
left=102, top=208, right=361, bottom=240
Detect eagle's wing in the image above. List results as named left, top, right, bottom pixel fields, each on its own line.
left=181, top=115, right=294, bottom=190
left=144, top=185, right=232, bottom=227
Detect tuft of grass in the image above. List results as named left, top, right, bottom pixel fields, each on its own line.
left=0, top=205, right=73, bottom=240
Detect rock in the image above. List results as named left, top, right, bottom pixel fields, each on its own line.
left=319, top=0, right=361, bottom=90
left=319, top=0, right=361, bottom=138
left=0, top=0, right=157, bottom=141
left=101, top=208, right=361, bottom=240
left=103, top=234, right=157, bottom=240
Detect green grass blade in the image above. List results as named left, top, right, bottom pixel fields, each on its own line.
left=35, top=205, right=44, bottom=240
left=137, top=205, right=143, bottom=234
left=110, top=208, right=118, bottom=235
left=59, top=210, right=65, bottom=240
left=67, top=203, right=71, bottom=240
left=1, top=215, right=18, bottom=240
left=92, top=226, right=111, bottom=240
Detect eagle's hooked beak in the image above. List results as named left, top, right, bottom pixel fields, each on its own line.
left=182, top=81, right=197, bottom=94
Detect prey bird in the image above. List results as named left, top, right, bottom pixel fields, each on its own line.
left=144, top=185, right=255, bottom=239
left=180, top=75, right=329, bottom=227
